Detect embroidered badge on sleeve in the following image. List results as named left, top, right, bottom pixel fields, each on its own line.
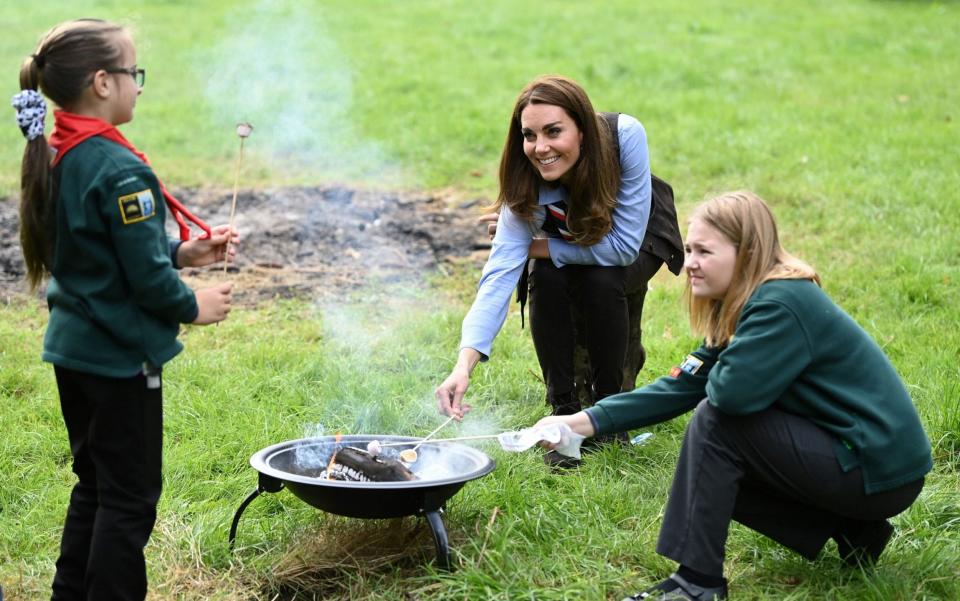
left=670, top=355, right=705, bottom=378
left=679, top=354, right=704, bottom=375
left=118, top=189, right=156, bottom=224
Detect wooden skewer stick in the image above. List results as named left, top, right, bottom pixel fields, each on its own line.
left=223, top=122, right=253, bottom=276
left=410, top=414, right=457, bottom=452
left=397, top=414, right=459, bottom=462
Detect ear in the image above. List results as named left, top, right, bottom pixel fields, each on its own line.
left=90, top=69, right=112, bottom=100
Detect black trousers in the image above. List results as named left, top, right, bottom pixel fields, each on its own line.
left=528, top=251, right=661, bottom=414
left=51, top=366, right=163, bottom=601
left=656, top=400, right=925, bottom=576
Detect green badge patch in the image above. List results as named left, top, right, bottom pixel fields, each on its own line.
left=118, top=189, right=156, bottom=224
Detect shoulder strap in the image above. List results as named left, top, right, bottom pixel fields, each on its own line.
left=601, top=112, right=684, bottom=275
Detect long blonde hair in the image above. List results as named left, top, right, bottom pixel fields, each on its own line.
left=685, top=191, right=820, bottom=346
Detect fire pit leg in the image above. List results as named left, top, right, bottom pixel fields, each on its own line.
left=229, top=473, right=284, bottom=551
left=423, top=509, right=451, bottom=570
left=229, top=487, right=262, bottom=550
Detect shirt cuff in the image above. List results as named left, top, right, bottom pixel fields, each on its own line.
left=547, top=238, right=580, bottom=267
left=586, top=410, right=601, bottom=436
left=179, top=294, right=200, bottom=324
left=585, top=406, right=608, bottom=436
left=169, top=239, right=184, bottom=270
left=459, top=345, right=489, bottom=362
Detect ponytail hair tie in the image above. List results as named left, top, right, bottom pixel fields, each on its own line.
left=11, top=89, right=47, bottom=141
left=32, top=53, right=45, bottom=69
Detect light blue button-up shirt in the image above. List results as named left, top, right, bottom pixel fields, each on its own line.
left=460, top=113, right=652, bottom=359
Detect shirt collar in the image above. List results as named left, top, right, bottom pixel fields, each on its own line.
left=538, top=184, right=567, bottom=206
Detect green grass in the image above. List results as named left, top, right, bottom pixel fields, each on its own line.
left=2, top=0, right=959, bottom=599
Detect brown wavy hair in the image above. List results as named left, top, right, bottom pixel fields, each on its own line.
left=496, top=75, right=620, bottom=246
left=685, top=191, right=821, bottom=347
left=17, top=19, right=125, bottom=292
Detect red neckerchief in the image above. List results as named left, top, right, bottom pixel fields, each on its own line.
left=49, top=110, right=211, bottom=240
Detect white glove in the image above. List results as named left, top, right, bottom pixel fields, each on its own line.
left=497, top=423, right=587, bottom=459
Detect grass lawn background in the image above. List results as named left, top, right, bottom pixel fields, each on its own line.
left=1, top=1, right=958, bottom=599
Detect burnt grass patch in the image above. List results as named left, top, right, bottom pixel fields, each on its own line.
left=0, top=186, right=492, bottom=304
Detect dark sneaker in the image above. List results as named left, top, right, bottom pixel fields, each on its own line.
left=835, top=519, right=894, bottom=567
left=622, top=573, right=728, bottom=600
left=543, top=450, right=582, bottom=471
left=582, top=431, right=630, bottom=453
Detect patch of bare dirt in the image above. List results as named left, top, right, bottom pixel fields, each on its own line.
left=0, top=186, right=492, bottom=304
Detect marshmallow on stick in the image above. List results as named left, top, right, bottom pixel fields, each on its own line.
left=223, top=122, right=253, bottom=275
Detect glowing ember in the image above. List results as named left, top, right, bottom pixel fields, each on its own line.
left=325, top=433, right=342, bottom=479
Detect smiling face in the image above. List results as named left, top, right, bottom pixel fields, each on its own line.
left=684, top=218, right=739, bottom=299
left=519, top=103, right=583, bottom=184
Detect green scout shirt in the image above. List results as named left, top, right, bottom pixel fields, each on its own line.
left=43, top=137, right=198, bottom=378
left=587, top=279, right=932, bottom=494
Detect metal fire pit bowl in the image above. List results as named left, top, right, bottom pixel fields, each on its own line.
left=229, top=435, right=496, bottom=569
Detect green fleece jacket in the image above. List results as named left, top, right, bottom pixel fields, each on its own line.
left=42, top=137, right=198, bottom=378
left=587, top=279, right=932, bottom=494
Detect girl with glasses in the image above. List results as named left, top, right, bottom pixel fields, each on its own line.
left=13, top=18, right=237, bottom=600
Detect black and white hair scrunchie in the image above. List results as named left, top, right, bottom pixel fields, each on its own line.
left=11, top=89, right=47, bottom=141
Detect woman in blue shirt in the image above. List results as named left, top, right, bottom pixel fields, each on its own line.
left=436, top=76, right=676, bottom=454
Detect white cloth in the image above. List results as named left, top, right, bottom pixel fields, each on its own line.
left=497, top=423, right=586, bottom=459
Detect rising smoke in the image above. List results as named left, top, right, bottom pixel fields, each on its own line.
left=203, top=1, right=511, bottom=449
left=203, top=0, right=402, bottom=183
left=311, top=288, right=509, bottom=448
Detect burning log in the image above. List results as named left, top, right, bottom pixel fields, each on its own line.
left=321, top=447, right=417, bottom=482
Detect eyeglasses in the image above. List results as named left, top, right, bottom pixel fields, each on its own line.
left=104, top=66, right=145, bottom=88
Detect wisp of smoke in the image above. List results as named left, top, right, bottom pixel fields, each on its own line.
left=202, top=3, right=507, bottom=443
left=203, top=0, right=402, bottom=182
left=310, top=286, right=507, bottom=440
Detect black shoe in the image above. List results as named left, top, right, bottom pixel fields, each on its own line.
left=622, top=573, right=728, bottom=601
left=543, top=450, right=582, bottom=471
left=550, top=402, right=582, bottom=417
left=582, top=431, right=630, bottom=453
left=835, top=519, right=894, bottom=567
